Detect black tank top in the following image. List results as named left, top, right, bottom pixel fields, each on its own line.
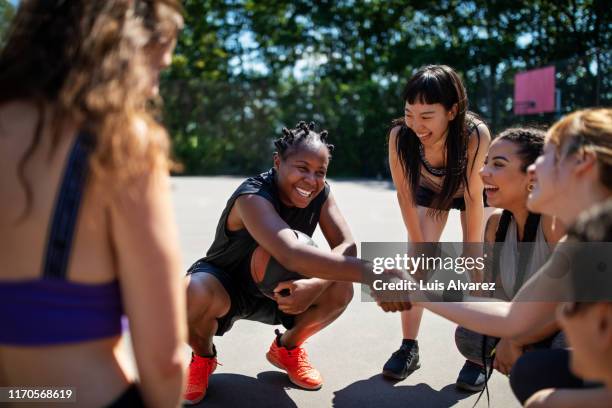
left=203, top=168, right=330, bottom=274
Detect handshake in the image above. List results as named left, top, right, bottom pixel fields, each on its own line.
left=366, top=268, right=419, bottom=313
left=366, top=263, right=474, bottom=312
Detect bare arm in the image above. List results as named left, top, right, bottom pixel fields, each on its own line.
left=388, top=127, right=425, bottom=242
left=416, top=253, right=564, bottom=339
left=463, top=123, right=491, bottom=242
left=482, top=210, right=504, bottom=296
left=110, top=168, right=186, bottom=408
left=278, top=191, right=358, bottom=298
left=525, top=387, right=612, bottom=408
left=419, top=300, right=515, bottom=338
left=235, top=194, right=370, bottom=283
left=513, top=318, right=560, bottom=346
left=484, top=210, right=502, bottom=244
left=319, top=192, right=358, bottom=258
left=273, top=191, right=358, bottom=313
left=305, top=191, right=359, bottom=291
left=507, top=243, right=571, bottom=342
left=407, top=193, right=567, bottom=339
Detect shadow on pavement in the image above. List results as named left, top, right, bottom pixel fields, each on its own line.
left=332, top=375, right=473, bottom=408
left=189, top=371, right=300, bottom=407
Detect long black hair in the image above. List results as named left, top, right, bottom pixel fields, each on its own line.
left=390, top=65, right=483, bottom=213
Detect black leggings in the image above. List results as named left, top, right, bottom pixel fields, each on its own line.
left=509, top=349, right=587, bottom=404
left=106, top=385, right=145, bottom=408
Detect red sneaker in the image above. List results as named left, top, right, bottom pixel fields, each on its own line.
left=183, top=350, right=218, bottom=405
left=266, top=330, right=322, bottom=390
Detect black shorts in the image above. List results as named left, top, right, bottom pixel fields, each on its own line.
left=187, top=259, right=295, bottom=336
left=107, top=385, right=144, bottom=408
left=415, top=185, right=466, bottom=211
left=415, top=185, right=489, bottom=211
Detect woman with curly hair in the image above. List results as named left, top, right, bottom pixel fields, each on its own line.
left=0, top=1, right=185, bottom=407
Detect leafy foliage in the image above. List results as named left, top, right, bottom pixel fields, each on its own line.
left=0, top=0, right=15, bottom=48
left=3, top=0, right=609, bottom=175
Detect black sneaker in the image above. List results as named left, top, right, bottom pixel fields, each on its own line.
left=456, top=360, right=486, bottom=392
left=382, top=341, right=420, bottom=380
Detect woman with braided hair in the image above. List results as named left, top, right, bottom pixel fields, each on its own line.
left=454, top=127, right=565, bottom=392
left=184, top=121, right=375, bottom=404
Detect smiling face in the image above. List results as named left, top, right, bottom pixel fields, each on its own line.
left=526, top=140, right=577, bottom=216
left=479, top=139, right=530, bottom=209
left=274, top=142, right=330, bottom=208
left=404, top=101, right=456, bottom=146
left=527, top=109, right=612, bottom=218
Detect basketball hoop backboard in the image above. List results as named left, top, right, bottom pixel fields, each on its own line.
left=514, top=66, right=556, bottom=115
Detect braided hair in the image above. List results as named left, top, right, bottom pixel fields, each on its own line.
left=495, top=127, right=545, bottom=172
left=479, top=127, right=546, bottom=406
left=490, top=127, right=546, bottom=295
left=274, top=121, right=334, bottom=160
left=479, top=210, right=543, bottom=407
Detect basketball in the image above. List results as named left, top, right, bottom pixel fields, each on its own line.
left=250, top=230, right=318, bottom=298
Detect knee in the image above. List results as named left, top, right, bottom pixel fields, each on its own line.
left=510, top=353, right=538, bottom=404
left=455, top=326, right=478, bottom=362
left=454, top=326, right=470, bottom=359
left=329, top=281, right=353, bottom=310
left=524, top=389, right=555, bottom=408
left=186, top=275, right=230, bottom=321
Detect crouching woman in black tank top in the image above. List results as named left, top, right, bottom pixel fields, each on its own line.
left=184, top=121, right=379, bottom=404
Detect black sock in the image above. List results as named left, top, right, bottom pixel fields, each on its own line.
left=402, top=339, right=417, bottom=348
left=274, top=329, right=299, bottom=350
left=196, top=344, right=217, bottom=358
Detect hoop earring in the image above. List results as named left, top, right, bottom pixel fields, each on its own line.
left=527, top=183, right=535, bottom=192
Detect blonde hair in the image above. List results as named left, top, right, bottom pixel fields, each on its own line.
left=0, top=0, right=183, bottom=218
left=547, top=108, right=612, bottom=190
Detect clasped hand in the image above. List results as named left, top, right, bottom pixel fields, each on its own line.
left=273, top=278, right=323, bottom=315
left=370, top=268, right=413, bottom=313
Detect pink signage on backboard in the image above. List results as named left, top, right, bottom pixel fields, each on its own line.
left=514, top=66, right=556, bottom=115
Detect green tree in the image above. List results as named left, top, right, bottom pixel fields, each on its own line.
left=0, top=0, right=15, bottom=48
left=161, top=0, right=611, bottom=176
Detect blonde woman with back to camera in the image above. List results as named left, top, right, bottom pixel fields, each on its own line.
left=0, top=1, right=185, bottom=407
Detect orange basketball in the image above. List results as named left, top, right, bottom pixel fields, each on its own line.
left=249, top=230, right=318, bottom=298
left=250, top=245, right=272, bottom=284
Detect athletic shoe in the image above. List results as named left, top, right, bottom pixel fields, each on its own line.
left=183, top=348, right=218, bottom=405
left=266, top=329, right=323, bottom=390
left=382, top=340, right=420, bottom=380
left=456, top=360, right=486, bottom=392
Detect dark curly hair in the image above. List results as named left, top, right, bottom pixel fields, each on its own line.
left=495, top=127, right=545, bottom=172
left=491, top=127, right=546, bottom=295
left=274, top=121, right=334, bottom=160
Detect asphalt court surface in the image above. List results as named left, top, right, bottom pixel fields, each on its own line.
left=121, top=176, right=520, bottom=408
